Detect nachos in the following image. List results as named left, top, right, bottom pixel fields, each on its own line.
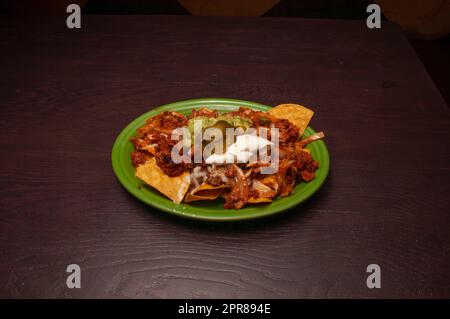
left=131, top=104, right=325, bottom=209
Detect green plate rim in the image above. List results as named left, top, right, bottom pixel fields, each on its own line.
left=112, top=98, right=330, bottom=221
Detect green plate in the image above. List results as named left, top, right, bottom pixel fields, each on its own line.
left=112, top=98, right=329, bottom=221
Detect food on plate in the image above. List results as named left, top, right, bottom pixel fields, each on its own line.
left=184, top=181, right=228, bottom=203
left=131, top=103, right=325, bottom=209
left=268, top=103, right=314, bottom=136
left=135, top=157, right=190, bottom=203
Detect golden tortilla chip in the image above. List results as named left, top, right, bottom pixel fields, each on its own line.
left=258, top=175, right=279, bottom=193
left=268, top=103, right=314, bottom=136
left=135, top=157, right=190, bottom=203
left=247, top=197, right=272, bottom=204
left=184, top=183, right=227, bottom=203
left=251, top=179, right=277, bottom=198
left=246, top=179, right=276, bottom=204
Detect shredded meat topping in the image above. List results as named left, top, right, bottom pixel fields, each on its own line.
left=274, top=119, right=300, bottom=144
left=224, top=164, right=250, bottom=209
left=188, top=108, right=219, bottom=119
left=153, top=134, right=193, bottom=177
left=230, top=107, right=300, bottom=143
left=131, top=150, right=150, bottom=167
left=207, top=167, right=229, bottom=186
left=135, top=111, right=187, bottom=137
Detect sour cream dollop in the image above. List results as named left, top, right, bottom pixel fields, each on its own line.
left=205, top=134, right=273, bottom=165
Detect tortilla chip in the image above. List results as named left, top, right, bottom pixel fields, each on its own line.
left=184, top=183, right=227, bottom=203
left=247, top=197, right=272, bottom=204
left=135, top=157, right=190, bottom=203
left=268, top=103, right=314, bottom=136
left=258, top=175, right=279, bottom=193
left=251, top=179, right=277, bottom=198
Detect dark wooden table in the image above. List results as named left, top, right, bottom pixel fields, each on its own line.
left=0, top=15, right=449, bottom=299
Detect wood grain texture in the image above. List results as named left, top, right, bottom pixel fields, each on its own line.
left=0, top=15, right=449, bottom=298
